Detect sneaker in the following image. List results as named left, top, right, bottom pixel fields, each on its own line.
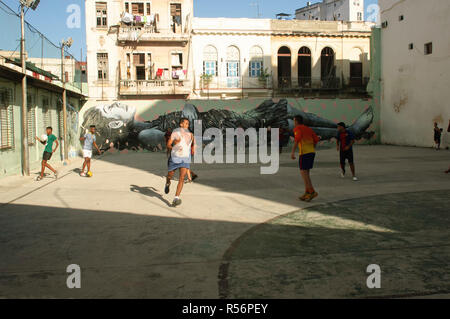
left=35, top=176, right=43, bottom=181
left=340, top=171, right=345, bottom=178
left=80, top=172, right=87, bottom=177
left=304, top=192, right=319, bottom=202
left=164, top=183, right=171, bottom=194
left=54, top=171, right=58, bottom=180
left=353, top=177, right=359, bottom=181
left=172, top=197, right=182, bottom=207
left=299, top=193, right=309, bottom=201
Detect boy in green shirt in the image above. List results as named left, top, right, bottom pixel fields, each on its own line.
left=35, top=127, right=59, bottom=181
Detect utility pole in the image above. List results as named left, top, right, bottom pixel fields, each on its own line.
left=60, top=37, right=73, bottom=161
left=61, top=44, right=68, bottom=161
left=20, top=3, right=30, bottom=176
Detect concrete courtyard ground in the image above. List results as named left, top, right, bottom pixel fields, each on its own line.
left=0, top=145, right=449, bottom=299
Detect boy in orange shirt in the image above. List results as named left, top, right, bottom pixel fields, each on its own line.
left=291, top=116, right=320, bottom=202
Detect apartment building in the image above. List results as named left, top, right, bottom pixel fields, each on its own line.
left=191, top=18, right=373, bottom=99
left=85, top=0, right=194, bottom=101
left=296, top=0, right=365, bottom=22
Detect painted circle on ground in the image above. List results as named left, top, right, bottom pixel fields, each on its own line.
left=219, top=190, right=450, bottom=298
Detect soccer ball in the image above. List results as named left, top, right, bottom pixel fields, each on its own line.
left=87, top=171, right=93, bottom=177
left=41, top=134, right=48, bottom=142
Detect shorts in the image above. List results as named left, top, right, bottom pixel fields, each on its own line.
left=43, top=151, right=52, bottom=161
left=83, top=149, right=93, bottom=159
left=168, top=155, right=191, bottom=172
left=299, top=153, right=315, bottom=171
left=340, top=150, right=354, bottom=166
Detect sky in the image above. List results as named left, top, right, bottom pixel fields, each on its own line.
left=1, top=0, right=378, bottom=61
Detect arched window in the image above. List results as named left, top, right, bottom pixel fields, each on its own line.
left=349, top=47, right=364, bottom=87
left=249, top=46, right=264, bottom=78
left=321, top=47, right=335, bottom=79
left=226, top=46, right=240, bottom=88
left=278, top=46, right=291, bottom=86
left=203, top=45, right=218, bottom=76
left=298, top=46, right=311, bottom=87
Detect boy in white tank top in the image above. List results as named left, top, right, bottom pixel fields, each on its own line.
left=165, top=118, right=196, bottom=207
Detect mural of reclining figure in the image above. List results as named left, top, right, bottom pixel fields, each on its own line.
left=80, top=100, right=374, bottom=151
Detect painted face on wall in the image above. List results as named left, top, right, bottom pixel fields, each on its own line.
left=96, top=103, right=136, bottom=130
left=81, top=102, right=137, bottom=151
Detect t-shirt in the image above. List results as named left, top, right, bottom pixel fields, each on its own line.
left=337, top=130, right=355, bottom=151
left=170, top=128, right=193, bottom=159
left=294, top=125, right=319, bottom=155
left=83, top=133, right=96, bottom=151
left=44, top=134, right=57, bottom=153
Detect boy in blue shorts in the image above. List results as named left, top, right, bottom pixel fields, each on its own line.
left=165, top=118, right=196, bottom=207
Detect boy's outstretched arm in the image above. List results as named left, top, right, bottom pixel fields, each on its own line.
left=53, top=139, right=59, bottom=153
left=93, top=141, right=102, bottom=155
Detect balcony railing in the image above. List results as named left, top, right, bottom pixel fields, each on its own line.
left=118, top=26, right=190, bottom=43
left=197, top=76, right=273, bottom=91
left=277, top=76, right=342, bottom=90
left=119, top=79, right=192, bottom=96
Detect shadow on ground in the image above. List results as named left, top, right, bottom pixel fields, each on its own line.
left=0, top=189, right=449, bottom=298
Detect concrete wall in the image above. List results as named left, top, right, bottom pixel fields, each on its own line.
left=0, top=77, right=84, bottom=178
left=380, top=0, right=450, bottom=147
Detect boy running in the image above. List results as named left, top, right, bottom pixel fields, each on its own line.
left=35, top=127, right=59, bottom=181
left=165, top=118, right=196, bottom=207
left=80, top=125, right=102, bottom=177
left=336, top=122, right=358, bottom=181
left=291, top=116, right=320, bottom=202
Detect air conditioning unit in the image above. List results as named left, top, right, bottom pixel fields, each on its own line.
left=381, top=21, right=388, bottom=28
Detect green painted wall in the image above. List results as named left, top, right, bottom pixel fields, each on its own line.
left=0, top=77, right=84, bottom=179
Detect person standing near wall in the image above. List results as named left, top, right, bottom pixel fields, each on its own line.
left=434, top=122, right=443, bottom=150
left=445, top=120, right=450, bottom=174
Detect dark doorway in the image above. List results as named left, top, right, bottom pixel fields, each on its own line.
left=298, top=47, right=311, bottom=88
left=278, top=46, right=291, bottom=88
left=349, top=62, right=363, bottom=87
left=321, top=47, right=336, bottom=88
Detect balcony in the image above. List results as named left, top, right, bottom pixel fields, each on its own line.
left=119, top=79, right=192, bottom=96
left=118, top=26, right=190, bottom=44
left=197, top=76, right=273, bottom=91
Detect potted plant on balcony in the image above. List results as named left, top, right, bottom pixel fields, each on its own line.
left=258, top=68, right=271, bottom=89
left=201, top=73, right=213, bottom=99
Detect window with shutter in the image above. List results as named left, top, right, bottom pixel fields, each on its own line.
left=0, top=88, right=14, bottom=149
left=27, top=94, right=36, bottom=146
left=96, top=2, right=107, bottom=27
left=42, top=96, right=51, bottom=129
left=132, top=3, right=144, bottom=15
left=97, top=53, right=109, bottom=80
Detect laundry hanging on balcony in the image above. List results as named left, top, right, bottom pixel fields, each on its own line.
left=121, top=12, right=133, bottom=24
